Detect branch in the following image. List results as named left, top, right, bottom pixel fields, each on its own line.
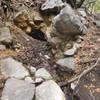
left=59, top=58, right=99, bottom=88
left=68, top=58, right=99, bottom=84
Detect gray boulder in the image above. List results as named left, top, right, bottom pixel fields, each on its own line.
left=52, top=4, right=88, bottom=35
left=1, top=78, right=35, bottom=100
left=35, top=68, right=52, bottom=80
left=56, top=57, right=75, bottom=72
left=0, top=27, right=12, bottom=44
left=36, top=80, right=65, bottom=100
left=41, top=0, right=64, bottom=12
left=1, top=57, right=29, bottom=79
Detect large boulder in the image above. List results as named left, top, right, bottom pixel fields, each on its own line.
left=36, top=80, right=65, bottom=100
left=41, top=0, right=64, bottom=12
left=1, top=78, right=35, bottom=100
left=1, top=57, right=29, bottom=79
left=52, top=4, right=88, bottom=35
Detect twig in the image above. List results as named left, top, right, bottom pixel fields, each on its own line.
left=68, top=58, right=99, bottom=84
left=59, top=58, right=99, bottom=88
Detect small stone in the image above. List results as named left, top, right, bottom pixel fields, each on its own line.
left=29, top=66, right=36, bottom=75
left=74, top=43, right=82, bottom=49
left=77, top=9, right=87, bottom=17
left=36, top=80, right=65, bottom=100
left=0, top=27, right=12, bottom=44
left=1, top=57, right=29, bottom=79
left=44, top=55, right=50, bottom=60
left=53, top=4, right=88, bottom=35
left=0, top=45, right=6, bottom=50
left=35, top=68, right=52, bottom=80
left=71, top=83, right=76, bottom=90
left=25, top=77, right=35, bottom=84
left=41, top=0, right=64, bottom=12
left=1, top=78, right=35, bottom=100
left=64, top=47, right=77, bottom=56
left=56, top=57, right=75, bottom=72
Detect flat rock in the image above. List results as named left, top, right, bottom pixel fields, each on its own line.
left=56, top=57, right=75, bottom=72
left=53, top=4, right=88, bottom=35
left=1, top=57, right=29, bottom=79
left=0, top=27, right=12, bottom=44
left=35, top=68, right=52, bottom=80
left=1, top=78, right=35, bottom=100
left=64, top=47, right=77, bottom=56
left=25, top=77, right=35, bottom=84
left=36, top=80, right=65, bottom=100
left=0, top=45, right=6, bottom=50
left=77, top=8, right=87, bottom=17
left=41, top=0, right=64, bottom=12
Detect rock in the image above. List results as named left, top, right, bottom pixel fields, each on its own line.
left=77, top=9, right=87, bottom=17
left=80, top=17, right=88, bottom=26
left=74, top=42, right=82, bottom=49
left=1, top=78, right=35, bottom=100
left=56, top=57, right=75, bottom=72
left=44, top=55, right=50, bottom=59
left=53, top=4, right=88, bottom=35
left=70, top=83, right=76, bottom=90
left=50, top=37, right=62, bottom=45
left=64, top=46, right=77, bottom=56
left=14, top=10, right=29, bottom=28
left=0, top=45, right=6, bottom=50
left=36, top=80, right=65, bottom=100
left=41, top=0, right=64, bottom=12
left=0, top=27, right=12, bottom=44
left=1, top=57, right=29, bottom=79
left=35, top=68, right=52, bottom=80
left=93, top=19, right=100, bottom=28
left=29, top=66, right=36, bottom=75
left=35, top=78, right=44, bottom=83
left=33, top=11, right=43, bottom=23
left=75, top=82, right=94, bottom=100
left=25, top=77, right=35, bottom=84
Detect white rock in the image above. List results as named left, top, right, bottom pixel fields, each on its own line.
left=35, top=78, right=44, bottom=83
left=29, top=66, right=36, bottom=75
left=53, top=4, right=88, bottom=35
left=56, top=57, right=75, bottom=72
left=77, top=9, right=87, bottom=17
left=71, top=83, right=76, bottom=90
left=36, top=80, right=65, bottom=100
left=35, top=68, right=52, bottom=80
left=25, top=77, right=35, bottom=84
left=1, top=78, right=35, bottom=100
left=41, top=0, right=64, bottom=12
left=1, top=57, right=29, bottom=79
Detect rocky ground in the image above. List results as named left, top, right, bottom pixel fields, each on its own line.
left=0, top=0, right=100, bottom=100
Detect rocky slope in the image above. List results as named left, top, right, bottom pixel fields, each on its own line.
left=0, top=0, right=100, bottom=100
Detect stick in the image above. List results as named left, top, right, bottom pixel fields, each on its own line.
left=59, top=58, right=99, bottom=88
left=68, top=58, right=99, bottom=84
